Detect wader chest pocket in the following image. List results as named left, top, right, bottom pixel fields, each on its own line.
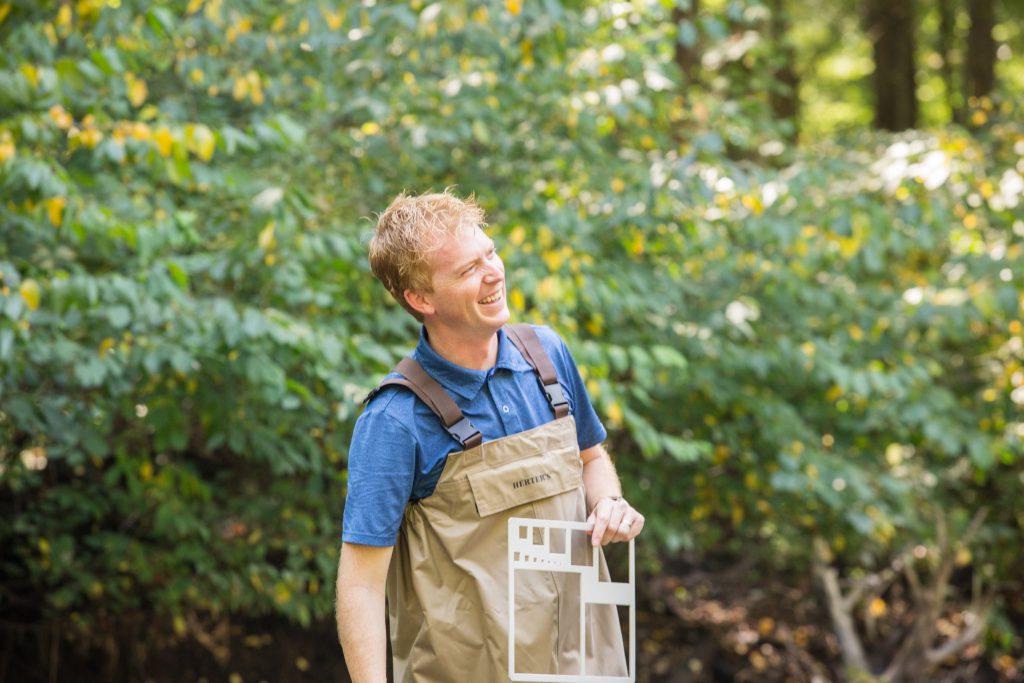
left=467, top=447, right=582, bottom=518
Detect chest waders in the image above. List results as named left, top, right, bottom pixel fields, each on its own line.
left=368, top=324, right=627, bottom=682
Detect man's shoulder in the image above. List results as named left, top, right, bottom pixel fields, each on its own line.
left=513, top=322, right=566, bottom=352
left=515, top=323, right=572, bottom=365
left=360, top=374, right=420, bottom=425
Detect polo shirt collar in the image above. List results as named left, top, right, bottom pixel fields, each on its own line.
left=412, top=326, right=533, bottom=400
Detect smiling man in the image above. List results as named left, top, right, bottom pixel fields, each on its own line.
left=335, top=190, right=643, bottom=682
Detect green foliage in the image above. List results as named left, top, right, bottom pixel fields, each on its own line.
left=1, top=0, right=1022, bottom=665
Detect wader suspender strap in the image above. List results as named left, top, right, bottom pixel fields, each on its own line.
left=363, top=325, right=568, bottom=449
left=364, top=358, right=484, bottom=450
left=504, top=323, right=571, bottom=419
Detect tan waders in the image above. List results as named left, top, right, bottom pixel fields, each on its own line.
left=371, top=325, right=627, bottom=682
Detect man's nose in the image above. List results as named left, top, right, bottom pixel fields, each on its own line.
left=483, top=254, right=504, bottom=279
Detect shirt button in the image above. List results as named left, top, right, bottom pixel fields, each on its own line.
left=502, top=405, right=510, bottom=414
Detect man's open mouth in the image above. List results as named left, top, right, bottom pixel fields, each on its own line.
left=479, top=288, right=504, bottom=305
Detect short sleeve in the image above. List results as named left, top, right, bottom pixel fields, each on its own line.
left=536, top=326, right=608, bottom=451
left=342, top=407, right=417, bottom=546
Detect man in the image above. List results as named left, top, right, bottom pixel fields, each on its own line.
left=336, top=190, right=644, bottom=682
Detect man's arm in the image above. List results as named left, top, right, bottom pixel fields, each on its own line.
left=336, top=541, right=394, bottom=683
left=580, top=443, right=645, bottom=546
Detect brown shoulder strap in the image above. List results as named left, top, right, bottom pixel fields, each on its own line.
left=504, top=323, right=570, bottom=419
left=363, top=357, right=483, bottom=450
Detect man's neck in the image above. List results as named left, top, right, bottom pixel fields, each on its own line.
left=423, top=324, right=499, bottom=371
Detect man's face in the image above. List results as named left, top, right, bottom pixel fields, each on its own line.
left=416, top=224, right=509, bottom=337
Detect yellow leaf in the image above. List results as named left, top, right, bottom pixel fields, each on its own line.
left=0, top=4, right=12, bottom=26
left=361, top=121, right=380, bottom=135
left=153, top=126, right=174, bottom=157
left=232, top=76, right=249, bottom=101
left=125, top=73, right=147, bottom=107
left=20, top=279, right=41, bottom=310
left=298, top=17, right=309, bottom=34
left=99, top=337, right=115, bottom=357
left=204, top=0, right=222, bottom=25
left=273, top=581, right=291, bottom=605
left=20, top=63, right=38, bottom=89
left=270, top=15, right=286, bottom=32
left=189, top=67, right=204, bottom=84
left=509, top=287, right=525, bottom=311
left=189, top=123, right=215, bottom=161
left=322, top=6, right=342, bottom=30
left=246, top=70, right=263, bottom=104
left=139, top=462, right=153, bottom=481
left=506, top=0, right=522, bottom=15
left=258, top=222, right=276, bottom=250
left=129, top=121, right=151, bottom=141
left=186, top=0, right=203, bottom=12
left=78, top=128, right=104, bottom=149
left=606, top=401, right=623, bottom=428
left=0, top=130, right=15, bottom=162
left=48, top=104, right=73, bottom=129
left=507, top=225, right=525, bottom=246
left=56, top=4, right=72, bottom=32
left=848, top=324, right=864, bottom=341
left=521, top=38, right=533, bottom=67
left=542, top=248, right=565, bottom=272
left=44, top=196, right=66, bottom=226
left=742, top=194, right=763, bottom=215
left=731, top=504, right=744, bottom=526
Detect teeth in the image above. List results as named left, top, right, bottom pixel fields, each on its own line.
left=480, top=291, right=503, bottom=304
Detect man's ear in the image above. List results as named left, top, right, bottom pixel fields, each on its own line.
left=404, top=289, right=435, bottom=318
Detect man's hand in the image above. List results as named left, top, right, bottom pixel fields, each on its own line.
left=579, top=443, right=645, bottom=546
left=586, top=496, right=645, bottom=546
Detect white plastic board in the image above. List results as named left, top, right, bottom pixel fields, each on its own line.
left=507, top=517, right=636, bottom=683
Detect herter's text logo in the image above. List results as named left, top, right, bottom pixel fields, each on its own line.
left=512, top=473, right=552, bottom=490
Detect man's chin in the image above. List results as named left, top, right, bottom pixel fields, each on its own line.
left=484, top=307, right=511, bottom=329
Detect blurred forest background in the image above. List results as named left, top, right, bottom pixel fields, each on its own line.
left=1, top=0, right=1022, bottom=681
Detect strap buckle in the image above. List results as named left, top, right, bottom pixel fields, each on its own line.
left=543, top=382, right=569, bottom=410
left=448, top=416, right=482, bottom=448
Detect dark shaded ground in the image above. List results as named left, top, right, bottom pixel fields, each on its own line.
left=3, top=562, right=1019, bottom=683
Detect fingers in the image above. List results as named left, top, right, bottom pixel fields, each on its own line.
left=588, top=498, right=645, bottom=546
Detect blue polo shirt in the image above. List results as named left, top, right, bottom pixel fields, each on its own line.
left=342, top=324, right=607, bottom=547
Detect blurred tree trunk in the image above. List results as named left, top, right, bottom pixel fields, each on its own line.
left=673, top=0, right=700, bottom=81
left=938, top=0, right=962, bottom=123
left=965, top=0, right=996, bottom=99
left=768, top=0, right=800, bottom=142
left=866, top=0, right=918, bottom=131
